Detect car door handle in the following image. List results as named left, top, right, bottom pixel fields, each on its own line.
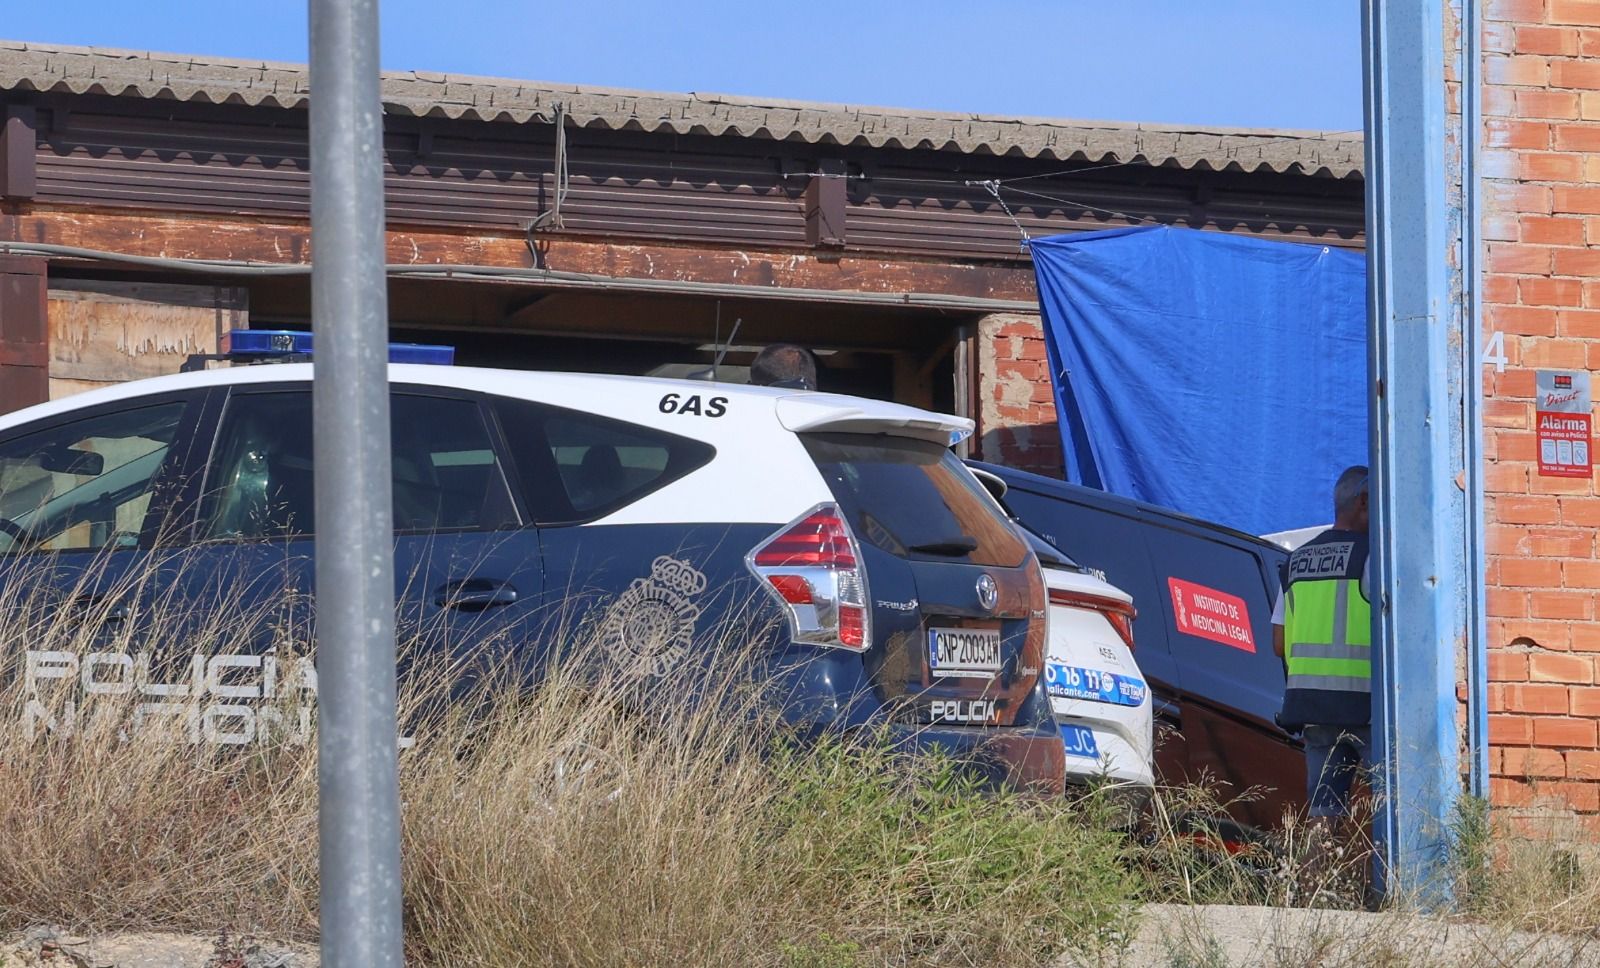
left=434, top=579, right=519, bottom=612
left=70, top=596, right=130, bottom=622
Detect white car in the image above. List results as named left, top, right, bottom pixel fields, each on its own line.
left=969, top=467, right=1155, bottom=798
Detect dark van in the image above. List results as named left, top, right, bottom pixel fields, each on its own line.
left=968, top=461, right=1302, bottom=831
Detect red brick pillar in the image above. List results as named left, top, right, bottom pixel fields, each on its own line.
left=1482, top=0, right=1600, bottom=824
left=974, top=313, right=1064, bottom=476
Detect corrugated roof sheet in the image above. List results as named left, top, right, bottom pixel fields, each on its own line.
left=0, top=39, right=1364, bottom=179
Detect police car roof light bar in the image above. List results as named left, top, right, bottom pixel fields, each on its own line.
left=183, top=330, right=456, bottom=371
left=224, top=329, right=456, bottom=365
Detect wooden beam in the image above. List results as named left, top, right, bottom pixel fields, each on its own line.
left=0, top=105, right=37, bottom=200
left=17, top=208, right=1040, bottom=303
left=0, top=256, right=47, bottom=413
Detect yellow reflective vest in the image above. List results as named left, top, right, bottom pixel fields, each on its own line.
left=1279, top=528, right=1371, bottom=729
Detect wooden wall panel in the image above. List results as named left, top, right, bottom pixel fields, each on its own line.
left=46, top=280, right=247, bottom=398
left=0, top=257, right=48, bottom=414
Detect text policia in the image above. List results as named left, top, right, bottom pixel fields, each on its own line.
left=20, top=649, right=340, bottom=747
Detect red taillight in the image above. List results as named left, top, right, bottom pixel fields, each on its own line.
left=1048, top=588, right=1137, bottom=651
left=751, top=508, right=858, bottom=570
left=839, top=604, right=866, bottom=648
left=767, top=574, right=814, bottom=604
left=748, top=503, right=871, bottom=653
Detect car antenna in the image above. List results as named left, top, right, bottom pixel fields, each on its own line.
left=711, top=316, right=742, bottom=379
left=700, top=300, right=741, bottom=381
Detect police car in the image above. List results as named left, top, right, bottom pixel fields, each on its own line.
left=0, top=332, right=1065, bottom=794
left=969, top=467, right=1156, bottom=801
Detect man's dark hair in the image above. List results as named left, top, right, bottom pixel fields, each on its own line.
left=749, top=343, right=818, bottom=389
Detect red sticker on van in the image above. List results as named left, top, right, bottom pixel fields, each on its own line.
left=1167, top=578, right=1255, bottom=653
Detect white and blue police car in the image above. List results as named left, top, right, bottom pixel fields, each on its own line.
left=0, top=332, right=1066, bottom=794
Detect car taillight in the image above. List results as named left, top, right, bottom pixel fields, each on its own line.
left=747, top=503, right=871, bottom=653
left=1048, top=588, right=1137, bottom=651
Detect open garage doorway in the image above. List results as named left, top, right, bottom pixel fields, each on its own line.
left=247, top=276, right=973, bottom=414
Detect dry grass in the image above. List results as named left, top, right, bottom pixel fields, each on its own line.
left=4, top=550, right=1599, bottom=966
left=0, top=550, right=1136, bottom=967
left=1108, top=779, right=1600, bottom=967
left=1451, top=793, right=1600, bottom=937
left=0, top=551, right=322, bottom=935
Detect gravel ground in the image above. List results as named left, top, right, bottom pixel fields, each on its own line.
left=0, top=929, right=317, bottom=968
left=1064, top=903, right=1600, bottom=968
left=5, top=908, right=1595, bottom=968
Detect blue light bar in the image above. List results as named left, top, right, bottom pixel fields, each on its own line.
left=221, top=330, right=455, bottom=365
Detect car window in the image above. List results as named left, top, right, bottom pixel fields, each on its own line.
left=494, top=398, right=716, bottom=524
left=202, top=390, right=518, bottom=539
left=803, top=433, right=1027, bottom=568
left=1022, top=526, right=1078, bottom=569
left=0, top=402, right=186, bottom=554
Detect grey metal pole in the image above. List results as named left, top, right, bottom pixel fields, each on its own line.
left=309, top=0, right=405, bottom=964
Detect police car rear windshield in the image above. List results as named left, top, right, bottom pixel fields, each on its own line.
left=803, top=433, right=1028, bottom=568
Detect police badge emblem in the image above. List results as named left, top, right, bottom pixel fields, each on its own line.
left=599, top=555, right=708, bottom=676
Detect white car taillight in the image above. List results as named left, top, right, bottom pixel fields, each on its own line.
left=1049, top=588, right=1137, bottom=651
left=746, top=503, right=871, bottom=652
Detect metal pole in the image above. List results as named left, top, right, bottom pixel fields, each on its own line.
left=1459, top=0, right=1491, bottom=806
left=1361, top=0, right=1463, bottom=907
left=309, top=0, right=405, bottom=963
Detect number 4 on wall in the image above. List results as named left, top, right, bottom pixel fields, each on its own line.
left=1481, top=331, right=1507, bottom=373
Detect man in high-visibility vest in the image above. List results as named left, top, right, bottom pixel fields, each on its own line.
left=1272, top=466, right=1371, bottom=858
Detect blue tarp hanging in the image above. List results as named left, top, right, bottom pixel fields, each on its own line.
left=1031, top=225, right=1367, bottom=535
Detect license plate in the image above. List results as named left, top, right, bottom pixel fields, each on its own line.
left=928, top=627, right=1002, bottom=678
left=1060, top=723, right=1100, bottom=759
left=1045, top=663, right=1148, bottom=707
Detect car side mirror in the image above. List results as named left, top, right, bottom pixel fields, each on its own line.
left=36, top=446, right=105, bottom=476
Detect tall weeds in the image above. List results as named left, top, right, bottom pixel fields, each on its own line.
left=5, top=547, right=1596, bottom=965
left=0, top=548, right=1137, bottom=966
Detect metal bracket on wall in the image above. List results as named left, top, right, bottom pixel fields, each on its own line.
left=805, top=159, right=848, bottom=249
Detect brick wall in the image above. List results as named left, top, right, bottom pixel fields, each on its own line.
left=975, top=313, right=1064, bottom=476
left=1484, top=0, right=1600, bottom=825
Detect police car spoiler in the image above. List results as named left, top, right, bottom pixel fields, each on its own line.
left=774, top=395, right=973, bottom=448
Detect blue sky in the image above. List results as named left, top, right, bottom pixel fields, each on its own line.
left=7, top=1, right=1363, bottom=130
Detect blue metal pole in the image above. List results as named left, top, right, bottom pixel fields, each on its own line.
left=1459, top=0, right=1491, bottom=807
left=1361, top=0, right=1464, bottom=906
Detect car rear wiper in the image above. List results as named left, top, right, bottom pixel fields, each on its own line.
left=907, top=536, right=978, bottom=556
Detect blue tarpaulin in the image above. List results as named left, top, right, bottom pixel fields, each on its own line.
left=1031, top=226, right=1367, bottom=535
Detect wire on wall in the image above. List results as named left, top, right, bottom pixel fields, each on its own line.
left=529, top=101, right=571, bottom=232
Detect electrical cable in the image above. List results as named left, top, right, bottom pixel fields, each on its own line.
left=527, top=101, right=570, bottom=231
left=995, top=184, right=1159, bottom=225
left=972, top=180, right=1032, bottom=249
